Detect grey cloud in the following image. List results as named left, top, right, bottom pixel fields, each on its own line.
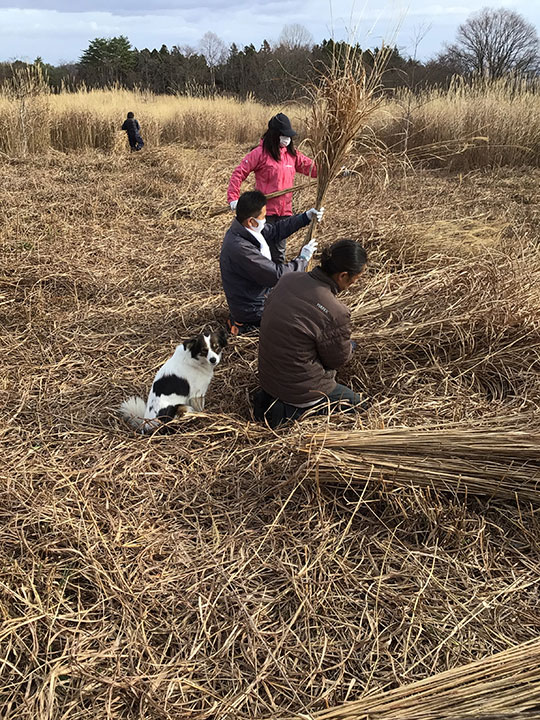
left=2, top=1, right=538, bottom=66
left=0, top=0, right=283, bottom=15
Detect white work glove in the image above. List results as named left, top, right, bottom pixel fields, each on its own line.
left=229, top=200, right=238, bottom=211
left=306, top=207, right=324, bottom=222
left=299, top=238, right=318, bottom=262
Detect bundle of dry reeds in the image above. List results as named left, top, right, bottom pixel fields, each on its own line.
left=304, top=425, right=540, bottom=502
left=279, top=636, right=540, bottom=719
left=303, top=46, right=391, bottom=245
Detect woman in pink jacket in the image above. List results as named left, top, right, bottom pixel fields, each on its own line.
left=227, top=113, right=317, bottom=223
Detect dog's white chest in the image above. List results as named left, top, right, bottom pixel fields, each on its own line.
left=187, top=366, right=213, bottom=400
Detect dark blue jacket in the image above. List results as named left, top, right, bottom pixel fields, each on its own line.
left=220, top=213, right=311, bottom=324
left=121, top=118, right=141, bottom=138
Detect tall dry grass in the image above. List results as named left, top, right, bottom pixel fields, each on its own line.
left=382, top=75, right=540, bottom=168
left=0, top=73, right=539, bottom=168
left=0, top=84, right=279, bottom=154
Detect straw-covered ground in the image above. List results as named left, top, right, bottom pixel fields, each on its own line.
left=1, top=142, right=540, bottom=719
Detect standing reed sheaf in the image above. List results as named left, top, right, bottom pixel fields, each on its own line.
left=302, top=46, right=391, bottom=249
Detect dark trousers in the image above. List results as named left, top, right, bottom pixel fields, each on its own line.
left=253, top=383, right=369, bottom=428
left=128, top=135, right=144, bottom=151
left=265, top=215, right=289, bottom=224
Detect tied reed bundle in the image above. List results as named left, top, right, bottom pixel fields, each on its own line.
left=278, top=636, right=540, bottom=719
left=304, top=425, right=540, bottom=503
left=303, top=46, right=391, bottom=246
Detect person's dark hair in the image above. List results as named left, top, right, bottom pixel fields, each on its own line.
left=127, top=111, right=134, bottom=118
left=320, top=239, right=367, bottom=277
left=236, top=190, right=267, bottom=223
left=262, top=128, right=297, bottom=162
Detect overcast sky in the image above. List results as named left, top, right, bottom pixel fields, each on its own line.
left=1, top=1, right=539, bottom=65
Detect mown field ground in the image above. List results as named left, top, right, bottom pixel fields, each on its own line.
left=1, top=141, right=539, bottom=719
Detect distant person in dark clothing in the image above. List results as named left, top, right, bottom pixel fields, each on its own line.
left=122, top=112, right=144, bottom=151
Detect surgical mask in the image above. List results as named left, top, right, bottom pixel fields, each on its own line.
left=250, top=217, right=266, bottom=232
left=279, top=135, right=291, bottom=147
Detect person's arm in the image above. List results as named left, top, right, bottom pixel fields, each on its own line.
left=264, top=212, right=311, bottom=263
left=264, top=212, right=311, bottom=244
left=135, top=119, right=140, bottom=132
left=227, top=147, right=261, bottom=203
left=295, top=151, right=317, bottom=178
left=121, top=120, right=128, bottom=131
left=315, top=317, right=353, bottom=370
left=230, top=238, right=307, bottom=288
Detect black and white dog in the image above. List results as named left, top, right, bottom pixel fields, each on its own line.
left=120, top=329, right=228, bottom=433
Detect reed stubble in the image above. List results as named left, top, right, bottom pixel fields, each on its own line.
left=1, top=146, right=540, bottom=719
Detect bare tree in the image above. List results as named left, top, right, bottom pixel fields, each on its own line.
left=445, top=7, right=539, bottom=78
left=278, top=23, right=314, bottom=50
left=199, top=31, right=227, bottom=86
left=179, top=44, right=197, bottom=58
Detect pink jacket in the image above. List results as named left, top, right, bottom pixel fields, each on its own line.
left=227, top=140, right=317, bottom=217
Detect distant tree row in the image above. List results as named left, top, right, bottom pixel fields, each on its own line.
left=1, top=8, right=538, bottom=99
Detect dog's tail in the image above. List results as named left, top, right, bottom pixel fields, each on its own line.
left=119, top=396, right=154, bottom=433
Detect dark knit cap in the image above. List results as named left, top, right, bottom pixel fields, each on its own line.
left=268, top=113, right=296, bottom=137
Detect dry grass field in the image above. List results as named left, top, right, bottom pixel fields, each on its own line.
left=1, top=132, right=540, bottom=718
left=1, top=77, right=539, bottom=166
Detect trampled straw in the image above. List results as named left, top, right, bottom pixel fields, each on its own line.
left=1, top=131, right=540, bottom=719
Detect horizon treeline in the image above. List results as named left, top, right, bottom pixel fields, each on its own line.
left=0, top=36, right=471, bottom=102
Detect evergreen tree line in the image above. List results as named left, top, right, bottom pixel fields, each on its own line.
left=0, top=38, right=456, bottom=102
left=1, top=9, right=538, bottom=101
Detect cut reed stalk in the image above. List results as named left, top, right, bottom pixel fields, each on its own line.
left=277, top=636, right=540, bottom=719
left=208, top=179, right=319, bottom=218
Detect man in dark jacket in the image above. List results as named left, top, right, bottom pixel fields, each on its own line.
left=255, top=238, right=369, bottom=427
left=219, top=190, right=323, bottom=335
left=121, top=112, right=144, bottom=151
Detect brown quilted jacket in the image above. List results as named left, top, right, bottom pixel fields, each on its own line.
left=258, top=266, right=352, bottom=405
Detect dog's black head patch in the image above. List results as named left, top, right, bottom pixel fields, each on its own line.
left=185, top=328, right=228, bottom=360
left=185, top=334, right=205, bottom=359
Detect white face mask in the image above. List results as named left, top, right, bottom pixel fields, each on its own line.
left=250, top=217, right=266, bottom=232
left=279, top=135, right=291, bottom=147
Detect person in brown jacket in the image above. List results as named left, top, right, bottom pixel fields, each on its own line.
left=254, top=239, right=368, bottom=428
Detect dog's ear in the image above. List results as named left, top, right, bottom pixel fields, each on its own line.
left=184, top=335, right=204, bottom=358
left=216, top=327, right=229, bottom=348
